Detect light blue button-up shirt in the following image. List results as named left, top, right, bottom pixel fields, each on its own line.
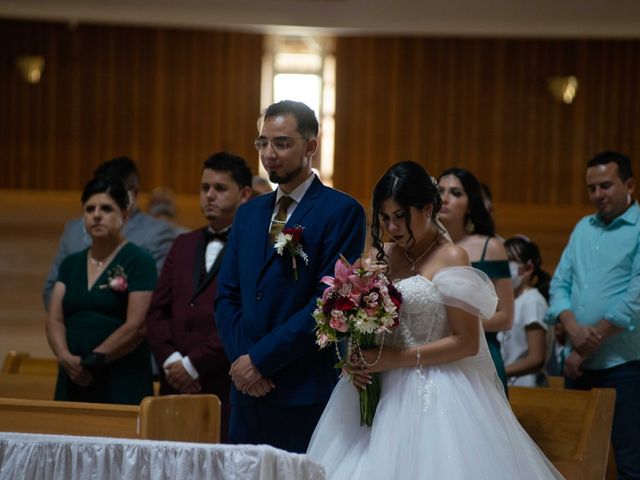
left=546, top=201, right=640, bottom=369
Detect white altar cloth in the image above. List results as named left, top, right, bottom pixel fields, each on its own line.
left=0, top=432, right=326, bottom=480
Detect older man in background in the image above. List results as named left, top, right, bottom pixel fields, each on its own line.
left=546, top=151, right=640, bottom=479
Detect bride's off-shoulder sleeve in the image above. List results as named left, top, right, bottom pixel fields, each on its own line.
left=432, top=266, right=498, bottom=319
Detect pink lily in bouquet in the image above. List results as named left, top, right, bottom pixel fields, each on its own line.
left=313, top=255, right=402, bottom=426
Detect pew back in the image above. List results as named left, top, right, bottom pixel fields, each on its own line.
left=139, top=394, right=221, bottom=443
left=509, top=386, right=615, bottom=480
left=0, top=373, right=56, bottom=400
left=0, top=398, right=139, bottom=438
left=2, top=351, right=58, bottom=376
left=0, top=395, right=222, bottom=442
left=546, top=375, right=565, bottom=389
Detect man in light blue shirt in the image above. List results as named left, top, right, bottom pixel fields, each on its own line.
left=546, top=151, right=640, bottom=480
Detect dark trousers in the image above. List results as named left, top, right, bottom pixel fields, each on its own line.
left=565, top=359, right=640, bottom=480
left=230, top=401, right=326, bottom=453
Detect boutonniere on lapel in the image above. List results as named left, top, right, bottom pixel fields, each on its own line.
left=98, top=265, right=128, bottom=292
left=274, top=226, right=309, bottom=280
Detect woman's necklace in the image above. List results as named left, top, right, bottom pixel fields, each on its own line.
left=88, top=255, right=106, bottom=269
left=405, top=232, right=441, bottom=272
left=88, top=240, right=125, bottom=270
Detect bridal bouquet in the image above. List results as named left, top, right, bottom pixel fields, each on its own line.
left=313, top=255, right=402, bottom=426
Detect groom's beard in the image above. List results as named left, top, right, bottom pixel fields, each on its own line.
left=268, top=164, right=303, bottom=185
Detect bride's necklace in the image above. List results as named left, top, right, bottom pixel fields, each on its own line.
left=405, top=232, right=441, bottom=272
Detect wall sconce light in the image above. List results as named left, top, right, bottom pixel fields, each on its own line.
left=16, top=55, right=45, bottom=84
left=548, top=76, right=578, bottom=104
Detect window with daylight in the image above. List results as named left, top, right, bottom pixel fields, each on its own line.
left=260, top=35, right=336, bottom=186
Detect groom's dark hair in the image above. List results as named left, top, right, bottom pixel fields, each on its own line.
left=203, top=152, right=252, bottom=189
left=263, top=100, right=319, bottom=139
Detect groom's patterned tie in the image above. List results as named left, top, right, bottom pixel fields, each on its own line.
left=269, top=195, right=294, bottom=243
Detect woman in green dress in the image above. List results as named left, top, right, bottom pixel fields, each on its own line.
left=437, top=168, right=514, bottom=393
left=46, top=176, right=157, bottom=404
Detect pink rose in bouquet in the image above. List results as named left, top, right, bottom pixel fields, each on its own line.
left=313, top=255, right=402, bottom=426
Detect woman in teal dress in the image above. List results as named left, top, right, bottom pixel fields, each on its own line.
left=46, top=176, right=157, bottom=404
left=437, top=168, right=514, bottom=393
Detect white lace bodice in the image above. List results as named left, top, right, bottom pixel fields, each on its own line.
left=385, top=275, right=450, bottom=348
left=380, top=270, right=500, bottom=377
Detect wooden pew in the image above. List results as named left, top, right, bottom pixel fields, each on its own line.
left=0, top=395, right=222, bottom=442
left=0, top=373, right=56, bottom=400
left=139, top=394, right=221, bottom=443
left=509, top=386, right=616, bottom=480
left=1, top=352, right=58, bottom=400
left=547, top=375, right=565, bottom=389
left=529, top=376, right=617, bottom=478
left=2, top=351, right=58, bottom=376
left=0, top=397, right=139, bottom=438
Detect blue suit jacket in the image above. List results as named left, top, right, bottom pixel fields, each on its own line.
left=215, top=177, right=366, bottom=407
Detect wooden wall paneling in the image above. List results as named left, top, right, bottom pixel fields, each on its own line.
left=362, top=37, right=379, bottom=194
left=334, top=35, right=640, bottom=209
left=0, top=20, right=263, bottom=193
left=568, top=41, right=588, bottom=206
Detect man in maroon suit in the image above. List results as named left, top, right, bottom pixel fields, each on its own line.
left=146, top=152, right=253, bottom=441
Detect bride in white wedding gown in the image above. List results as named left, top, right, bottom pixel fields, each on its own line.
left=307, top=162, right=564, bottom=479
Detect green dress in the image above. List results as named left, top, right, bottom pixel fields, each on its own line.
left=471, top=237, right=510, bottom=395
left=55, top=242, right=157, bottom=405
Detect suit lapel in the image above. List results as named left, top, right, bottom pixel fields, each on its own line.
left=259, top=177, right=324, bottom=278
left=193, top=244, right=226, bottom=299
left=192, top=228, right=208, bottom=291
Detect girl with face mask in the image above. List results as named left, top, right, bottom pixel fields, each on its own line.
left=499, top=236, right=552, bottom=387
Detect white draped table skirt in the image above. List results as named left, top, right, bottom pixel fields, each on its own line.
left=0, top=432, right=326, bottom=480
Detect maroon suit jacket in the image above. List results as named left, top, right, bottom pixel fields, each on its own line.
left=147, top=227, right=231, bottom=403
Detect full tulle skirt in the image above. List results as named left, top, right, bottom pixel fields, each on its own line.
left=308, top=358, right=564, bottom=480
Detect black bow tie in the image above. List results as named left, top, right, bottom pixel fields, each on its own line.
left=204, top=229, right=229, bottom=243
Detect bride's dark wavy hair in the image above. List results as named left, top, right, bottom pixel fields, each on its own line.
left=371, top=161, right=442, bottom=263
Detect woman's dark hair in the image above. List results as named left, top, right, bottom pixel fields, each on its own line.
left=438, top=167, right=495, bottom=237
left=371, top=161, right=442, bottom=262
left=504, top=236, right=551, bottom=301
left=81, top=176, right=130, bottom=212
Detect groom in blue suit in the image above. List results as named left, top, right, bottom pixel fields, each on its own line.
left=215, top=100, right=366, bottom=453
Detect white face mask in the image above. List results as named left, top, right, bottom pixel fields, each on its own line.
left=509, top=261, right=523, bottom=290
